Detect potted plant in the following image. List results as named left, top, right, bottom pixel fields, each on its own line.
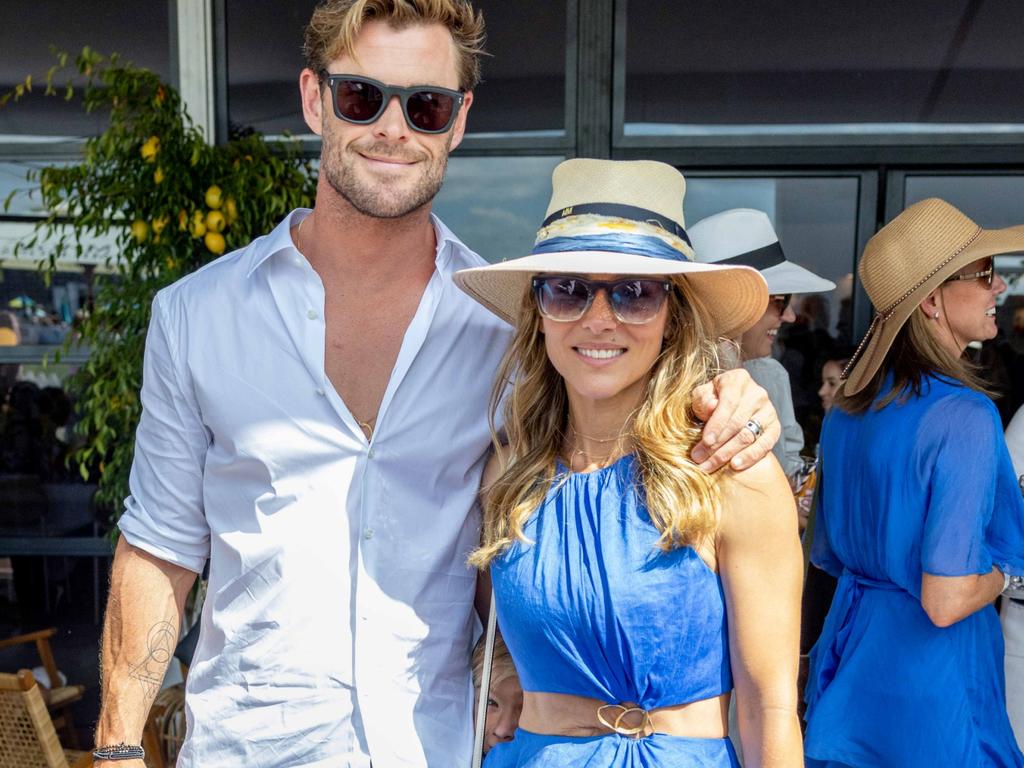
left=3, top=48, right=317, bottom=521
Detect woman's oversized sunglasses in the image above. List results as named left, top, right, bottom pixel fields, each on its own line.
left=944, top=257, right=995, bottom=289
left=321, top=74, right=465, bottom=134
left=532, top=275, right=673, bottom=325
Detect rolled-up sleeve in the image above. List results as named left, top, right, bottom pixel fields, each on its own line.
left=118, top=290, right=211, bottom=573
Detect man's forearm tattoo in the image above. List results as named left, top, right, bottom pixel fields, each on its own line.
left=128, top=621, right=177, bottom=699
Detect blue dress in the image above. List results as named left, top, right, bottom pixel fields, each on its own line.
left=486, top=455, right=738, bottom=767
left=805, top=374, right=1024, bottom=767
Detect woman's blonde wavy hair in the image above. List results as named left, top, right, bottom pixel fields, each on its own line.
left=469, top=277, right=726, bottom=569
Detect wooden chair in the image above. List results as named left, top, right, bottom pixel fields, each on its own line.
left=0, top=669, right=90, bottom=767
left=0, top=629, right=85, bottom=748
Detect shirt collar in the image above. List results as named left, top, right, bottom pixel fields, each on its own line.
left=245, top=208, right=466, bottom=278
left=245, top=208, right=311, bottom=278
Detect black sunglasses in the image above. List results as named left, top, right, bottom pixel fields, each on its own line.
left=321, top=74, right=465, bottom=134
left=532, top=275, right=673, bottom=325
left=769, top=294, right=792, bottom=314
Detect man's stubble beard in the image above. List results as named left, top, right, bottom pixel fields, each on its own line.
left=322, top=134, right=453, bottom=220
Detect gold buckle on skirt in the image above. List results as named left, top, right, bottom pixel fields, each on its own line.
left=596, top=703, right=654, bottom=738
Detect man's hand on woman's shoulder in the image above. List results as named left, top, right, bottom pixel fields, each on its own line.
left=691, top=368, right=780, bottom=473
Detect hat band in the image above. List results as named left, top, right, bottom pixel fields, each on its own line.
left=531, top=233, right=689, bottom=262
left=717, top=242, right=786, bottom=271
left=542, top=203, right=692, bottom=248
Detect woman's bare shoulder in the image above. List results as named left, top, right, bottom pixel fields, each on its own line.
left=717, top=454, right=796, bottom=539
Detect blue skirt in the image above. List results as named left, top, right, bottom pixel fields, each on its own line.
left=484, top=728, right=740, bottom=767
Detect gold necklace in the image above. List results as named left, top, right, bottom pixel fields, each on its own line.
left=565, top=423, right=631, bottom=471
left=357, top=416, right=376, bottom=440
left=294, top=214, right=308, bottom=253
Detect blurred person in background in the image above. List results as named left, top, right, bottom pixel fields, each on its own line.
left=690, top=208, right=835, bottom=488
left=805, top=199, right=1024, bottom=767
left=1000, top=403, right=1024, bottom=749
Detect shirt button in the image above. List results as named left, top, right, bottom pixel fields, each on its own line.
left=364, top=528, right=375, bottom=540
left=306, top=309, right=318, bottom=320
left=367, top=447, right=375, bottom=459
left=316, top=387, right=325, bottom=396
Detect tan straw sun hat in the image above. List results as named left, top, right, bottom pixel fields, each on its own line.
left=843, top=197, right=1024, bottom=395
left=453, top=159, right=768, bottom=339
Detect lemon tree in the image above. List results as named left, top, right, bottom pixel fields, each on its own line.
left=2, top=49, right=317, bottom=516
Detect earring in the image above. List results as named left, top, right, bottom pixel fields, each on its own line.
left=933, top=312, right=940, bottom=320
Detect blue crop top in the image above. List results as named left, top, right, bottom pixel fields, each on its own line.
left=490, top=454, right=733, bottom=712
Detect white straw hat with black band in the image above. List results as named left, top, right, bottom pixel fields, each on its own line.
left=453, top=159, right=768, bottom=340
left=842, top=197, right=1024, bottom=396
left=689, top=208, right=836, bottom=295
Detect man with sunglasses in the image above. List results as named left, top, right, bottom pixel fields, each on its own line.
left=93, top=3, right=781, bottom=767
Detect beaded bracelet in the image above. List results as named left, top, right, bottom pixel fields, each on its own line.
left=92, top=743, right=145, bottom=761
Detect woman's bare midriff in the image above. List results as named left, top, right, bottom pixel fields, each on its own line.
left=518, top=691, right=730, bottom=738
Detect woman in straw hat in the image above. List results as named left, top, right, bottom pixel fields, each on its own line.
left=455, top=159, right=803, bottom=767
left=803, top=198, right=1024, bottom=767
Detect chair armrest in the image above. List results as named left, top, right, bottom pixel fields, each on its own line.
left=0, top=628, right=62, bottom=694
left=0, top=627, right=57, bottom=649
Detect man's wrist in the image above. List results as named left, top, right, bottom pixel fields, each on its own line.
left=92, top=743, right=145, bottom=761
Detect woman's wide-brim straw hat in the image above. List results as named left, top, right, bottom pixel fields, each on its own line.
left=843, top=197, right=1024, bottom=395
left=452, top=159, right=768, bottom=340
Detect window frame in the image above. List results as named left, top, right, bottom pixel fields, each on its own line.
left=612, top=0, right=1024, bottom=161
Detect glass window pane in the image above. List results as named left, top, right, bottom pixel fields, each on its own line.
left=432, top=156, right=562, bottom=264
left=467, top=0, right=566, bottom=133
left=905, top=175, right=1024, bottom=229
left=625, top=1, right=1024, bottom=133
left=686, top=175, right=862, bottom=448
left=225, top=0, right=567, bottom=136
left=225, top=1, right=316, bottom=136
left=0, top=1, right=171, bottom=137
left=905, top=174, right=1024, bottom=423
left=0, top=161, right=54, bottom=218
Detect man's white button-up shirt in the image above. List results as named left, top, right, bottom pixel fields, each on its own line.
left=118, top=209, right=512, bottom=767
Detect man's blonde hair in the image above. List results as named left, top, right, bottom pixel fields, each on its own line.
left=304, top=0, right=486, bottom=91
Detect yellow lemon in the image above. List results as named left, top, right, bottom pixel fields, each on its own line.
left=224, top=198, right=238, bottom=224
left=130, top=219, right=149, bottom=243
left=151, top=215, right=169, bottom=235
left=177, top=209, right=188, bottom=231
left=154, top=166, right=165, bottom=184
left=204, top=231, right=226, bottom=255
left=140, top=136, right=160, bottom=163
left=205, top=210, right=226, bottom=234
left=189, top=211, right=206, bottom=239
left=205, top=185, right=223, bottom=209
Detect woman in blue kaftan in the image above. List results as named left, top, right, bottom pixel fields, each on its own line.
left=804, top=198, right=1024, bottom=768
left=454, top=159, right=804, bottom=767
